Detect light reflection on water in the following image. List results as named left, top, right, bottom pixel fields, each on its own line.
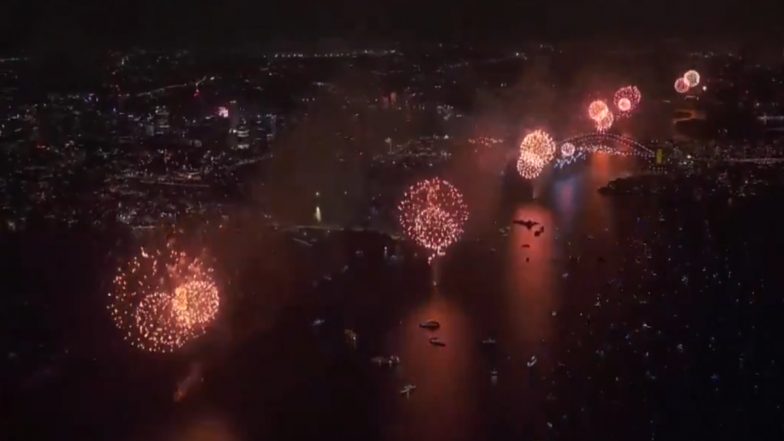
left=144, top=153, right=644, bottom=441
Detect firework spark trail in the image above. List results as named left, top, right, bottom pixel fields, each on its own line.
left=588, top=100, right=610, bottom=122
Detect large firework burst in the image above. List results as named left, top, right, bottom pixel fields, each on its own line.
left=399, top=178, right=469, bottom=262
left=613, top=86, right=642, bottom=117
left=108, top=242, right=219, bottom=353
left=560, top=142, right=576, bottom=157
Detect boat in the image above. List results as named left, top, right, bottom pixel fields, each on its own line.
left=428, top=337, right=446, bottom=347
left=419, top=320, right=440, bottom=330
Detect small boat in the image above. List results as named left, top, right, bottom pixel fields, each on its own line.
left=400, top=384, right=417, bottom=396
left=419, top=320, right=440, bottom=330
left=428, top=337, right=446, bottom=347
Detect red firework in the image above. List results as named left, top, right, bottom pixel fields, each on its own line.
left=613, top=86, right=642, bottom=116
left=399, top=178, right=469, bottom=262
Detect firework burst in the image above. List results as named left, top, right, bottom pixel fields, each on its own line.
left=613, top=86, right=642, bottom=116
left=683, top=70, right=701, bottom=88
left=595, top=111, right=614, bottom=132
left=674, top=77, right=690, bottom=94
left=108, top=242, right=219, bottom=353
left=560, top=142, right=576, bottom=157
left=588, top=100, right=610, bottom=122
left=399, top=178, right=469, bottom=262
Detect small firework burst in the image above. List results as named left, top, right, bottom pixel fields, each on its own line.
left=683, top=70, right=701, bottom=88
left=516, top=150, right=545, bottom=179
left=595, top=111, right=615, bottom=132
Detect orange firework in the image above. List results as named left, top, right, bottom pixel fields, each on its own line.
left=613, top=86, right=642, bottom=116
left=520, top=129, right=556, bottom=164
left=588, top=100, right=610, bottom=122
left=399, top=178, right=469, bottom=262
left=515, top=129, right=556, bottom=180
left=674, top=77, right=690, bottom=94
left=595, top=111, right=614, bottom=132
left=108, top=242, right=219, bottom=353
left=516, top=150, right=545, bottom=179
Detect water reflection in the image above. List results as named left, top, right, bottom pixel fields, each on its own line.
left=505, top=204, right=558, bottom=347
left=156, top=412, right=242, bottom=441
left=387, top=287, right=478, bottom=441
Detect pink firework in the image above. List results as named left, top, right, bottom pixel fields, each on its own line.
left=399, top=178, right=469, bottom=262
left=588, top=100, right=610, bottom=122
left=613, top=86, right=642, bottom=116
left=674, top=77, right=690, bottom=94
left=517, top=150, right=545, bottom=179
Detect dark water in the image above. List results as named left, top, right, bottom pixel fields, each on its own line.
left=4, top=154, right=784, bottom=440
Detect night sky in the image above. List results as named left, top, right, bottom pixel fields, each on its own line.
left=2, top=0, right=784, bottom=53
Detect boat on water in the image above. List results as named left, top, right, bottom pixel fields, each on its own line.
left=419, top=320, right=440, bottom=330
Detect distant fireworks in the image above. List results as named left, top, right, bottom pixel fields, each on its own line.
left=560, top=142, right=576, bottom=157
left=516, top=130, right=556, bottom=179
left=674, top=77, right=690, bottom=94
left=399, top=178, right=468, bottom=262
left=588, top=100, right=610, bottom=122
left=108, top=242, right=219, bottom=353
left=613, top=86, right=642, bottom=116
left=683, top=70, right=701, bottom=88
left=675, top=70, right=702, bottom=94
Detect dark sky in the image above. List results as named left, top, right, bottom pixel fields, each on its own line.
left=2, top=0, right=783, bottom=53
